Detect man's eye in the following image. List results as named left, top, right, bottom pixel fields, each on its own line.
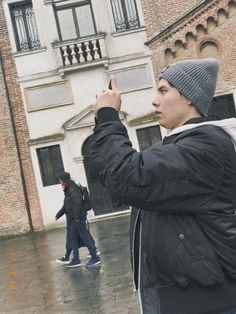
left=161, top=89, right=167, bottom=94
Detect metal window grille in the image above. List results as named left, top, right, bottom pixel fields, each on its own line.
left=53, top=0, right=96, bottom=41
left=111, top=0, right=140, bottom=31
left=9, top=0, right=41, bottom=52
left=136, top=126, right=162, bottom=152
left=37, top=145, right=65, bottom=187
left=208, top=94, right=236, bottom=119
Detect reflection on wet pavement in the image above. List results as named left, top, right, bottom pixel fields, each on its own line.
left=0, top=214, right=139, bottom=313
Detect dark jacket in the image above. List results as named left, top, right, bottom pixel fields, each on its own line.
left=91, top=108, right=236, bottom=314
left=57, top=180, right=87, bottom=222
left=55, top=204, right=71, bottom=227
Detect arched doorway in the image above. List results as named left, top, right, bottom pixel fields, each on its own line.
left=82, top=135, right=128, bottom=215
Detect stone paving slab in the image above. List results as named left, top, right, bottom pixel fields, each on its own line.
left=0, top=215, right=140, bottom=314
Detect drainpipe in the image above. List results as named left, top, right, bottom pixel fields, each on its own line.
left=0, top=52, right=34, bottom=232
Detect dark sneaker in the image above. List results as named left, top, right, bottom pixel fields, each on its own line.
left=86, top=256, right=101, bottom=268
left=56, top=256, right=70, bottom=264
left=87, top=249, right=101, bottom=258
left=66, top=259, right=81, bottom=268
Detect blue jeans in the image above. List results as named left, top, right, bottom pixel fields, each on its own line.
left=65, top=227, right=73, bottom=258
left=71, top=219, right=97, bottom=261
left=65, top=226, right=89, bottom=258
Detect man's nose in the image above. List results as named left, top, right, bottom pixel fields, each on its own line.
left=152, top=97, right=160, bottom=108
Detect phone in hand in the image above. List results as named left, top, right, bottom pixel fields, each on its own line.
left=108, top=80, right=112, bottom=90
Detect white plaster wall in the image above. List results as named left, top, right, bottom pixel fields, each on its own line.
left=3, top=0, right=160, bottom=228
left=20, top=67, right=106, bottom=139
left=105, top=31, right=150, bottom=58
left=21, top=59, right=157, bottom=140
left=30, top=131, right=95, bottom=228
left=3, top=0, right=60, bottom=76
left=30, top=140, right=66, bottom=227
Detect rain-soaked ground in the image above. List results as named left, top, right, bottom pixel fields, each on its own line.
left=0, top=214, right=139, bottom=314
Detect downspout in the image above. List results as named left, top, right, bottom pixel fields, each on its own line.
left=0, top=52, right=34, bottom=231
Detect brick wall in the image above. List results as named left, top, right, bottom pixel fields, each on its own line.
left=0, top=2, right=44, bottom=236
left=142, top=0, right=236, bottom=95
left=141, top=0, right=200, bottom=37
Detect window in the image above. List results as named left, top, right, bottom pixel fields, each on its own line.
left=111, top=0, right=140, bottom=31
left=9, top=1, right=41, bottom=52
left=37, top=145, right=64, bottom=187
left=208, top=94, right=236, bottom=119
left=53, top=0, right=96, bottom=41
left=136, top=126, right=162, bottom=152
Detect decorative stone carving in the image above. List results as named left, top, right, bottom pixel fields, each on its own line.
left=199, top=40, right=219, bottom=58
left=148, top=0, right=235, bottom=61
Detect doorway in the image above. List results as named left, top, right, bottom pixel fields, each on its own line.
left=82, top=135, right=128, bottom=215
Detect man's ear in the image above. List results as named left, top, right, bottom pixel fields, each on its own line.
left=180, top=93, right=191, bottom=106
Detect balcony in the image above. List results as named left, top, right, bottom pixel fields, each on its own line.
left=52, top=33, right=108, bottom=75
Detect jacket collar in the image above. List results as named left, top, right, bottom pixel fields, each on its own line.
left=165, top=116, right=236, bottom=149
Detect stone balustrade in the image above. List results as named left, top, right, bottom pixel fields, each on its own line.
left=52, top=33, right=108, bottom=71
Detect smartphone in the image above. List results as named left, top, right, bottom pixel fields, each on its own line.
left=108, top=80, right=112, bottom=90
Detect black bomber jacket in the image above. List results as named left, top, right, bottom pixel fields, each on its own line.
left=91, top=108, right=236, bottom=290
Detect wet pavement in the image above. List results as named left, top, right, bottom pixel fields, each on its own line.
left=0, top=214, right=140, bottom=314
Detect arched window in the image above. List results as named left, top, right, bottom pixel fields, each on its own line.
left=199, top=41, right=219, bottom=58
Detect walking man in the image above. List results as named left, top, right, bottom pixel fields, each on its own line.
left=57, top=172, right=101, bottom=268
left=91, top=59, right=236, bottom=313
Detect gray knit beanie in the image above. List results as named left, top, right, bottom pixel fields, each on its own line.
left=159, top=58, right=219, bottom=116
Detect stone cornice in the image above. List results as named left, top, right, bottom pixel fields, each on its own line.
left=28, top=133, right=65, bottom=146
left=44, top=0, right=53, bottom=5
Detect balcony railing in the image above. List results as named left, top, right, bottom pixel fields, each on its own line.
left=52, top=33, right=108, bottom=73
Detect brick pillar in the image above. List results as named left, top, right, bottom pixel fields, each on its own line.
left=0, top=2, right=44, bottom=236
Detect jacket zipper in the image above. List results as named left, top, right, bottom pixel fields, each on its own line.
left=138, top=219, right=144, bottom=314
left=132, top=209, right=140, bottom=291
left=131, top=209, right=144, bottom=313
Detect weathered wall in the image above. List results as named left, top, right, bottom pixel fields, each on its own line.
left=0, top=1, right=43, bottom=236
left=143, top=0, right=236, bottom=96
left=141, top=0, right=201, bottom=37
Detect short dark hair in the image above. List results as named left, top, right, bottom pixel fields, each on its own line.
left=59, top=171, right=70, bottom=182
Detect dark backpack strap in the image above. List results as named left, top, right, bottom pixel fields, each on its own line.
left=77, top=183, right=92, bottom=211
left=77, top=182, right=85, bottom=199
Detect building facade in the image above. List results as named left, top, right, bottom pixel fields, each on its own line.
left=3, top=0, right=234, bottom=235
left=142, top=0, right=236, bottom=118
left=0, top=1, right=44, bottom=236
left=1, top=0, right=165, bottom=231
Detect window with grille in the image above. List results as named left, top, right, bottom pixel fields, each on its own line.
left=208, top=94, right=236, bottom=119
left=53, top=0, right=96, bottom=41
left=9, top=0, right=41, bottom=52
left=37, top=145, right=65, bottom=187
left=111, top=0, right=140, bottom=31
left=136, top=125, right=162, bottom=152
